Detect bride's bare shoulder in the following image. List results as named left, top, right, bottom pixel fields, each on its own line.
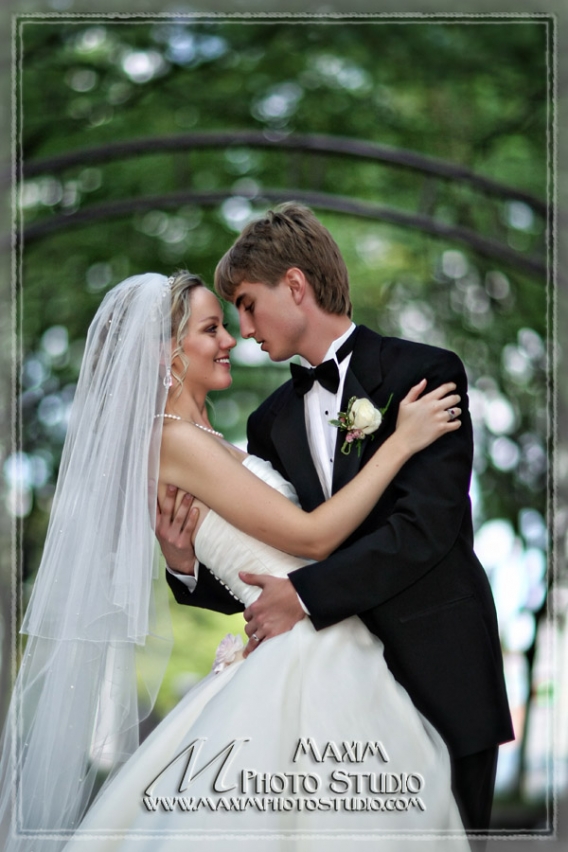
left=158, top=419, right=249, bottom=496
left=159, top=419, right=245, bottom=464
left=160, top=418, right=218, bottom=455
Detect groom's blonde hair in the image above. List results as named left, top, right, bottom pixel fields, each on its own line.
left=214, top=203, right=352, bottom=316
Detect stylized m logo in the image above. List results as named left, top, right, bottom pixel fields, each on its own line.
left=144, top=737, right=250, bottom=796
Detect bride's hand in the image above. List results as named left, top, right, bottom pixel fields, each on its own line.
left=394, top=379, right=461, bottom=455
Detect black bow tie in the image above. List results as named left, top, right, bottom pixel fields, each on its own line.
left=290, top=359, right=340, bottom=395
left=290, top=329, right=358, bottom=397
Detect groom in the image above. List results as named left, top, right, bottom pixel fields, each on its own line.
left=160, top=203, right=514, bottom=833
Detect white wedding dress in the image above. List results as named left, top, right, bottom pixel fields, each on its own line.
left=63, top=457, right=468, bottom=851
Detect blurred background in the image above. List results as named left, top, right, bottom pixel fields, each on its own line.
left=1, top=13, right=564, bottom=834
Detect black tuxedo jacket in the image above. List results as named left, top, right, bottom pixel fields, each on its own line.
left=167, top=326, right=514, bottom=759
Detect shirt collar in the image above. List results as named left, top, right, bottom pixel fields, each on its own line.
left=300, top=322, right=356, bottom=368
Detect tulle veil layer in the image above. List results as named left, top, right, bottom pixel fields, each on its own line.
left=0, top=273, right=174, bottom=850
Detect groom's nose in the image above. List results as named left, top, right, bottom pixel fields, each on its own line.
left=238, top=310, right=255, bottom=339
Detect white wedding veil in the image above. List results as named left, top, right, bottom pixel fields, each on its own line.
left=0, top=273, right=173, bottom=850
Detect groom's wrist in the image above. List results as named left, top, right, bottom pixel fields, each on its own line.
left=287, top=571, right=311, bottom=615
left=166, top=560, right=199, bottom=590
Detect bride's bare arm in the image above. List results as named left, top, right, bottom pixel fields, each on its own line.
left=159, top=381, right=461, bottom=561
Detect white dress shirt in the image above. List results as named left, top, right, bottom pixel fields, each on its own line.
left=168, top=323, right=357, bottom=596
left=300, top=323, right=355, bottom=500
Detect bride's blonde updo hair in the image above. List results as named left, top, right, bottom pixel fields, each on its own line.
left=169, top=269, right=206, bottom=395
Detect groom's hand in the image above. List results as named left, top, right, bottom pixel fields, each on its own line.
left=156, top=485, right=199, bottom=574
left=240, top=574, right=305, bottom=657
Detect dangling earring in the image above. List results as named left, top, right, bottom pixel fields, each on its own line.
left=163, top=368, right=173, bottom=388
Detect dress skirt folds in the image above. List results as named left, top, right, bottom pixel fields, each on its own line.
left=63, top=457, right=469, bottom=851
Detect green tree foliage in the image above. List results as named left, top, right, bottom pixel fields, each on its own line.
left=11, top=20, right=549, bottom=754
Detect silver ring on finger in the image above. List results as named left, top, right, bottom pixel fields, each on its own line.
left=447, top=408, right=458, bottom=422
left=252, top=633, right=260, bottom=643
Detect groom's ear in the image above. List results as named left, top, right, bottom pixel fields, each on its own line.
left=283, top=267, right=308, bottom=305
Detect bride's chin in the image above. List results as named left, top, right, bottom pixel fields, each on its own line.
left=202, top=378, right=232, bottom=396
left=215, top=373, right=233, bottom=390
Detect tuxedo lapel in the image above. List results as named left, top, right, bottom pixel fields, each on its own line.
left=331, top=369, right=370, bottom=493
left=346, top=325, right=385, bottom=396
left=331, top=327, right=393, bottom=494
left=271, top=386, right=326, bottom=511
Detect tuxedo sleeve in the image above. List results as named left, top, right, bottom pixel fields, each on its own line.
left=287, top=351, right=476, bottom=629
left=166, top=562, right=244, bottom=614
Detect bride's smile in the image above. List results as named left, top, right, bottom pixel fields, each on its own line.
left=174, top=286, right=236, bottom=403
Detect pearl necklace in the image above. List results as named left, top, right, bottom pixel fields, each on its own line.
left=155, top=413, right=224, bottom=438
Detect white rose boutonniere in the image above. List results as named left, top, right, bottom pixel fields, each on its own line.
left=350, top=398, right=383, bottom=435
left=330, top=394, right=393, bottom=456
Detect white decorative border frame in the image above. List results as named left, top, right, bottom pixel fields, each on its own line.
left=4, top=7, right=564, bottom=849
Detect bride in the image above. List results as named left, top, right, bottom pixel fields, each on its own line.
left=0, top=271, right=468, bottom=851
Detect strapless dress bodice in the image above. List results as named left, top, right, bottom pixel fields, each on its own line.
left=194, top=455, right=311, bottom=607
